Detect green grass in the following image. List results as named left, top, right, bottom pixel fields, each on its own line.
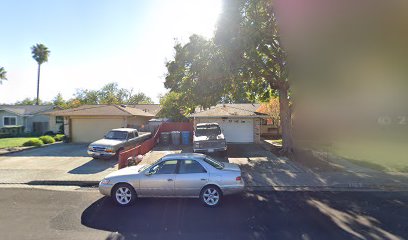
left=330, top=140, right=408, bottom=173
left=0, top=137, right=39, bottom=149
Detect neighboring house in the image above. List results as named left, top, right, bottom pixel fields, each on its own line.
left=0, top=105, right=62, bottom=134
left=190, top=104, right=268, bottom=143
left=48, top=104, right=160, bottom=143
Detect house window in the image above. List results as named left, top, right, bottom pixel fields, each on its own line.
left=4, top=116, right=17, bottom=126
left=56, top=116, right=64, bottom=124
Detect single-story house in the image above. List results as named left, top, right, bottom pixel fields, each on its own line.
left=0, top=105, right=62, bottom=135
left=48, top=104, right=160, bottom=143
left=190, top=104, right=268, bottom=143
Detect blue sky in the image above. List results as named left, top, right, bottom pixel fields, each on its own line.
left=0, top=0, right=222, bottom=103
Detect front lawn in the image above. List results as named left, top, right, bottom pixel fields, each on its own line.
left=0, top=137, right=38, bottom=149
left=330, top=140, right=408, bottom=173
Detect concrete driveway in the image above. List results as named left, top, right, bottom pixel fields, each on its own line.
left=0, top=143, right=117, bottom=184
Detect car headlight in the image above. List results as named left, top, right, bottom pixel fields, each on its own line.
left=88, top=146, right=94, bottom=151
left=101, top=179, right=110, bottom=184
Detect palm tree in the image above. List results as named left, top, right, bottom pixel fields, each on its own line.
left=31, top=43, right=50, bottom=105
left=0, top=67, right=7, bottom=84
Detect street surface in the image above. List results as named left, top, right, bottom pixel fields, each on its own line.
left=0, top=187, right=407, bottom=240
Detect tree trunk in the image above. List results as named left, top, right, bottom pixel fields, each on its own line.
left=36, top=64, right=41, bottom=105
left=278, top=87, right=294, bottom=155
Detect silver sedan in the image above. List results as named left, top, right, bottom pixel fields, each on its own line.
left=99, top=153, right=245, bottom=207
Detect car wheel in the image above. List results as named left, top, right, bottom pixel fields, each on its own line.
left=112, top=183, right=136, bottom=206
left=200, top=185, right=222, bottom=207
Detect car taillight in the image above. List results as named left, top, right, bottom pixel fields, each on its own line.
left=236, top=176, right=242, bottom=181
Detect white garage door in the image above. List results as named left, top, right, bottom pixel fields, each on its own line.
left=71, top=118, right=124, bottom=143
left=216, top=118, right=254, bottom=143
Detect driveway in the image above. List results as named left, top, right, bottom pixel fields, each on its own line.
left=0, top=143, right=117, bottom=184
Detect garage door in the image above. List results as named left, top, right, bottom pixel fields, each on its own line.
left=71, top=118, right=124, bottom=143
left=215, top=119, right=254, bottom=143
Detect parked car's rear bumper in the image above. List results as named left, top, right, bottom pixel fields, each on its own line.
left=221, top=184, right=245, bottom=195
left=193, top=147, right=227, bottom=153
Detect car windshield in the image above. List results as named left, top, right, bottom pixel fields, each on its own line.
left=203, top=156, right=224, bottom=170
left=195, top=126, right=221, bottom=136
left=138, top=158, right=162, bottom=173
left=104, top=131, right=128, bottom=140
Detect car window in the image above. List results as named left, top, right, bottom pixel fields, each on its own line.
left=179, top=160, right=207, bottom=174
left=203, top=157, right=224, bottom=170
left=105, top=131, right=127, bottom=140
left=150, top=160, right=178, bottom=174
left=128, top=132, right=135, bottom=139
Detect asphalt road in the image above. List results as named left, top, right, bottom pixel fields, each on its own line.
left=0, top=187, right=407, bottom=240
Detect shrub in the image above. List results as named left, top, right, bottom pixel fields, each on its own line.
left=39, top=135, right=55, bottom=144
left=53, top=134, right=65, bottom=142
left=23, top=139, right=44, bottom=147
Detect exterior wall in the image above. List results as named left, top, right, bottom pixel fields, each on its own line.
left=0, top=110, right=24, bottom=128
left=254, top=118, right=261, bottom=143
left=126, top=116, right=153, bottom=129
left=26, top=114, right=50, bottom=133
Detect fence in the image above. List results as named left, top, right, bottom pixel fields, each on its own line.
left=118, top=122, right=193, bottom=169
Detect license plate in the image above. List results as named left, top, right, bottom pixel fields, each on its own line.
left=94, top=152, right=100, bottom=156
left=208, top=149, right=214, bottom=153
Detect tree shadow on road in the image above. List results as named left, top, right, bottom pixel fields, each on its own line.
left=81, top=191, right=407, bottom=240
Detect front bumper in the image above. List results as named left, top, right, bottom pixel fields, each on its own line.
left=193, top=146, right=227, bottom=153
left=87, top=150, right=116, bottom=158
left=99, top=181, right=114, bottom=196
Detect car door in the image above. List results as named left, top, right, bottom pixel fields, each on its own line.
left=174, top=159, right=209, bottom=197
left=139, top=160, right=178, bottom=197
left=125, top=131, right=135, bottom=150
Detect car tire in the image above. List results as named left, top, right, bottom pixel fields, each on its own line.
left=200, top=185, right=222, bottom=207
left=112, top=183, right=136, bottom=207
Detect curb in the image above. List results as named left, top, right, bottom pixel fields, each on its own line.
left=0, top=180, right=99, bottom=187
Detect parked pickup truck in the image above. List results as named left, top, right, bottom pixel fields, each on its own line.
left=87, top=128, right=151, bottom=159
left=193, top=123, right=227, bottom=154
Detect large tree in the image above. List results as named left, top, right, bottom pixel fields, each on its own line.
left=0, top=67, right=7, bottom=84
left=31, top=43, right=50, bottom=105
left=215, top=0, right=293, bottom=153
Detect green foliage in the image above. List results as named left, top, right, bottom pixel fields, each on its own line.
left=39, top=135, right=55, bottom=144
left=23, top=139, right=44, bottom=147
left=31, top=44, right=50, bottom=65
left=73, top=82, right=153, bottom=105
left=164, top=35, right=229, bottom=109
left=14, top=98, right=51, bottom=105
left=53, top=134, right=65, bottom=142
left=157, top=92, right=188, bottom=121
left=0, top=66, right=7, bottom=84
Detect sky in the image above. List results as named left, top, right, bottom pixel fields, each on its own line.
left=0, top=0, right=223, bottom=104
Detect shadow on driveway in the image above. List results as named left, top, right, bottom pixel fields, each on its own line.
left=69, top=158, right=117, bottom=174
left=81, top=191, right=408, bottom=240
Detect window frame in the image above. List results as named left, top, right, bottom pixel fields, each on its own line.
left=149, top=159, right=179, bottom=175
left=55, top=116, right=64, bottom=124
left=3, top=116, right=17, bottom=126
left=178, top=159, right=207, bottom=174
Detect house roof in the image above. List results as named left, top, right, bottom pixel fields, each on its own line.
left=47, top=104, right=155, bottom=117
left=127, top=104, right=161, bottom=115
left=0, top=105, right=56, bottom=116
left=190, top=103, right=267, bottom=118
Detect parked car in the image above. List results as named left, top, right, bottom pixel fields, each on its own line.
left=99, top=153, right=244, bottom=207
left=87, top=128, right=151, bottom=159
left=193, top=123, right=227, bottom=154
